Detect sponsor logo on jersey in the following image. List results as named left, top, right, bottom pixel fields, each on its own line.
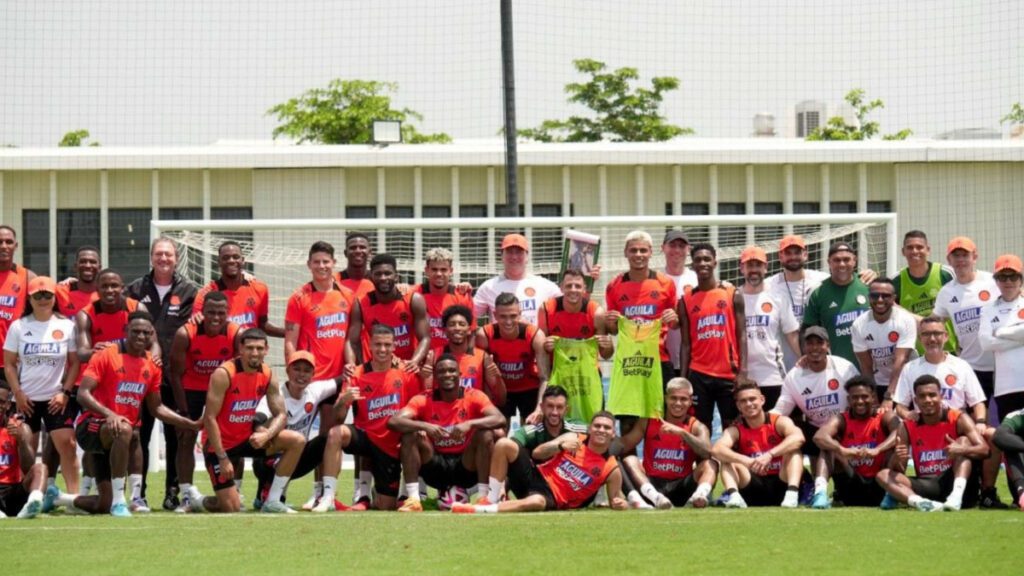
left=228, top=311, right=255, bottom=327
left=806, top=393, right=840, bottom=410
left=0, top=454, right=11, bottom=466
left=316, top=312, right=349, bottom=329
left=834, top=310, right=863, bottom=326
left=498, top=361, right=525, bottom=379
left=623, top=304, right=656, bottom=317
left=554, top=459, right=594, bottom=491
left=193, top=359, right=222, bottom=371
left=953, top=307, right=981, bottom=326
left=23, top=342, right=62, bottom=355
left=230, top=399, right=259, bottom=412
left=117, top=381, right=148, bottom=395
left=653, top=448, right=689, bottom=461
left=521, top=300, right=537, bottom=312
left=746, top=314, right=770, bottom=328
left=0, top=295, right=17, bottom=307
left=696, top=314, right=726, bottom=330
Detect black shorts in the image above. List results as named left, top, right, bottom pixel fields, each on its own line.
left=688, top=370, right=738, bottom=429
left=75, top=417, right=107, bottom=454
left=974, top=370, right=994, bottom=401
left=184, top=390, right=207, bottom=420
left=739, top=473, right=789, bottom=507
left=910, top=468, right=979, bottom=508
left=501, top=389, right=538, bottom=424
left=25, top=399, right=74, bottom=434
left=343, top=425, right=401, bottom=497
left=995, top=392, right=1024, bottom=422
left=291, top=435, right=328, bottom=480
left=421, top=452, right=477, bottom=491
left=651, top=475, right=698, bottom=507
left=0, top=483, right=28, bottom=516
left=505, top=444, right=556, bottom=510
left=204, top=442, right=268, bottom=492
left=832, top=472, right=885, bottom=507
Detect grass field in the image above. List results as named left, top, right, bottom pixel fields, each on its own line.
left=3, top=473, right=1021, bottom=575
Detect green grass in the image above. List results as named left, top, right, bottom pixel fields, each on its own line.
left=3, top=473, right=1021, bottom=575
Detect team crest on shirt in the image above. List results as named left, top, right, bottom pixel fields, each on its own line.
left=888, top=331, right=899, bottom=343
left=431, top=413, right=442, bottom=421
left=362, top=384, right=374, bottom=394
left=524, top=287, right=536, bottom=297
left=944, top=374, right=957, bottom=386
left=246, top=297, right=256, bottom=308
left=717, top=300, right=727, bottom=309
left=170, top=295, right=181, bottom=305
left=590, top=466, right=601, bottom=476
left=399, top=313, right=409, bottom=322
left=191, top=348, right=200, bottom=355
left=257, top=385, right=268, bottom=396
left=304, top=402, right=314, bottom=414
left=690, top=305, right=701, bottom=313
left=856, top=295, right=867, bottom=305
left=520, top=352, right=531, bottom=360
left=458, top=409, right=468, bottom=419
left=649, top=291, right=659, bottom=299
left=392, top=379, right=403, bottom=390
left=52, top=330, right=64, bottom=340
left=761, top=302, right=773, bottom=313
left=468, top=367, right=478, bottom=376
left=828, top=379, right=839, bottom=391
left=580, top=325, right=592, bottom=336
left=220, top=348, right=230, bottom=356
left=11, top=283, right=20, bottom=293
left=979, top=291, right=991, bottom=302
left=1018, top=309, right=1024, bottom=320
left=142, top=369, right=151, bottom=380
left=767, top=434, right=780, bottom=444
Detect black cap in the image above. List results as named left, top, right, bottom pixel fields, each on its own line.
left=663, top=230, right=690, bottom=244
left=827, top=242, right=855, bottom=257
left=802, top=326, right=830, bottom=342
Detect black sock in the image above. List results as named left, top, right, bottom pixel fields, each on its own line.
left=724, top=488, right=736, bottom=495
left=787, top=485, right=799, bottom=492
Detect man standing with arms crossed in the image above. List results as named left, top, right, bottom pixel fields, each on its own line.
left=978, top=254, right=1024, bottom=420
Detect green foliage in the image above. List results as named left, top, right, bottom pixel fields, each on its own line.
left=267, top=79, right=450, bottom=144
left=59, top=129, right=99, bottom=147
left=520, top=59, right=692, bottom=142
left=806, top=89, right=911, bottom=141
left=1000, top=102, right=1024, bottom=125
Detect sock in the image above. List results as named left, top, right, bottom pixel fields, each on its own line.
left=28, top=489, right=43, bottom=502
left=47, top=477, right=57, bottom=489
left=627, top=490, right=644, bottom=505
left=266, top=475, right=290, bottom=504
left=814, top=476, right=828, bottom=495
left=787, top=485, right=799, bottom=492
left=312, top=481, right=323, bottom=499
left=236, top=478, right=244, bottom=495
left=322, top=477, right=337, bottom=502
left=418, top=478, right=428, bottom=497
left=405, top=483, right=421, bottom=501
left=128, top=474, right=143, bottom=501
left=178, top=483, right=193, bottom=501
left=488, top=476, right=503, bottom=501
left=355, top=472, right=372, bottom=501
left=476, top=483, right=488, bottom=499
left=80, top=476, right=94, bottom=496
left=947, top=477, right=967, bottom=503
left=640, top=482, right=660, bottom=503
left=477, top=504, right=498, bottom=514
left=56, top=492, right=78, bottom=507
left=696, top=483, right=712, bottom=497
left=112, top=477, right=127, bottom=506
left=724, top=488, right=737, bottom=495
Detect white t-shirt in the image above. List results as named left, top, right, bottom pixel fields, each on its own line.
left=473, top=274, right=561, bottom=326
left=743, top=290, right=800, bottom=388
left=851, top=307, right=919, bottom=388
left=3, top=315, right=77, bottom=401
left=979, top=294, right=1024, bottom=398
left=766, top=269, right=830, bottom=369
left=895, top=353, right=986, bottom=411
left=933, top=271, right=998, bottom=371
left=255, top=379, right=337, bottom=438
left=665, top=268, right=698, bottom=369
left=773, top=355, right=859, bottom=428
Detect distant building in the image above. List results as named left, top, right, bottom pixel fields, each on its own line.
left=795, top=101, right=828, bottom=138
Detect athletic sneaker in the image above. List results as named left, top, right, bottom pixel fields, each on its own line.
left=0, top=509, right=6, bottom=518
left=780, top=491, right=800, bottom=509
left=301, top=493, right=319, bottom=512
left=912, top=499, right=941, bottom=512
left=723, top=492, right=748, bottom=509
left=438, top=487, right=468, bottom=511
left=350, top=498, right=371, bottom=512
left=979, top=489, right=1009, bottom=509
left=879, top=493, right=898, bottom=510
left=110, top=502, right=132, bottom=518
left=476, top=497, right=494, bottom=506
left=811, top=491, right=831, bottom=509
left=311, top=498, right=335, bottom=513
left=162, top=488, right=180, bottom=512
left=130, top=497, right=152, bottom=514
left=42, top=485, right=59, bottom=513
left=174, top=493, right=192, bottom=514
left=450, top=503, right=476, bottom=514
left=654, top=494, right=673, bottom=510
left=333, top=499, right=351, bottom=512
left=261, top=500, right=297, bottom=514
left=398, top=499, right=424, bottom=513
left=686, top=492, right=708, bottom=509
left=942, top=497, right=962, bottom=512
left=798, top=480, right=814, bottom=506
left=16, top=498, right=42, bottom=519
left=65, top=503, right=88, bottom=516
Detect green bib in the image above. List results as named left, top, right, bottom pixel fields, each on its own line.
left=900, top=263, right=958, bottom=353
left=608, top=317, right=663, bottom=418
left=549, top=337, right=603, bottom=423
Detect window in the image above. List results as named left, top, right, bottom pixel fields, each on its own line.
left=21, top=209, right=101, bottom=279
left=109, top=209, right=153, bottom=282
left=21, top=211, right=50, bottom=276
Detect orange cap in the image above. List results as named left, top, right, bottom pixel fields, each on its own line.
left=28, top=276, right=57, bottom=295
left=779, top=235, right=806, bottom=252
left=287, top=350, right=317, bottom=369
left=994, top=254, right=1023, bottom=274
left=946, top=236, right=977, bottom=255
left=740, top=246, right=768, bottom=264
left=501, top=233, right=529, bottom=251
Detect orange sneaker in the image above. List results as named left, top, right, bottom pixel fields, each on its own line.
left=398, top=499, right=423, bottom=513
left=334, top=499, right=352, bottom=512
left=476, top=497, right=493, bottom=506
left=451, top=503, right=476, bottom=514
left=350, top=498, right=371, bottom=512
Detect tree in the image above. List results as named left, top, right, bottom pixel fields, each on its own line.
left=806, top=89, right=911, bottom=141
left=267, top=79, right=450, bottom=144
left=1000, top=102, right=1024, bottom=125
left=519, top=59, right=692, bottom=143
left=59, top=129, right=100, bottom=147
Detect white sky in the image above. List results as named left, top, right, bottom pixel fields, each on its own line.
left=1, top=0, right=1021, bottom=146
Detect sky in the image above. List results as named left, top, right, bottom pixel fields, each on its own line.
left=1, top=0, right=1021, bottom=147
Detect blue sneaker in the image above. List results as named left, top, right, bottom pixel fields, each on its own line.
left=42, top=485, right=59, bottom=513
left=110, top=502, right=132, bottom=518
left=879, top=494, right=898, bottom=510
left=798, top=480, right=814, bottom=506
left=713, top=493, right=732, bottom=507
left=811, top=491, right=831, bottom=509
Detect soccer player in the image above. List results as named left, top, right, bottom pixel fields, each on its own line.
left=451, top=411, right=627, bottom=513
left=992, top=408, right=1024, bottom=511
left=679, top=242, right=747, bottom=429
left=740, top=246, right=800, bottom=408
left=876, top=375, right=988, bottom=511
left=333, top=325, right=420, bottom=511
left=413, top=247, right=475, bottom=348
left=420, top=305, right=504, bottom=405
left=197, top=328, right=306, bottom=514
left=662, top=230, right=698, bottom=373
left=0, top=226, right=37, bottom=384
left=539, top=268, right=613, bottom=360
left=473, top=233, right=561, bottom=326
left=169, top=291, right=240, bottom=512
left=251, top=351, right=346, bottom=512
left=851, top=277, right=917, bottom=406
left=605, top=231, right=678, bottom=386
left=811, top=375, right=899, bottom=508
left=193, top=241, right=284, bottom=335
left=0, top=382, right=48, bottom=519
left=618, top=377, right=716, bottom=509
left=711, top=382, right=805, bottom=508
left=335, top=232, right=375, bottom=300
left=894, top=230, right=955, bottom=352
left=802, top=241, right=870, bottom=366
left=979, top=254, right=1024, bottom=420
left=57, top=311, right=200, bottom=517
left=354, top=253, right=431, bottom=366
left=126, top=236, right=197, bottom=511
left=55, top=246, right=100, bottom=317
left=388, top=354, right=506, bottom=512
left=477, top=292, right=549, bottom=425
left=933, top=237, right=999, bottom=410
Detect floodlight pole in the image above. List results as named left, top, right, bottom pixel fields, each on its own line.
left=500, top=0, right=519, bottom=218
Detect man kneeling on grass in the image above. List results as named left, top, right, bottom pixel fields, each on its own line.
left=451, top=411, right=627, bottom=513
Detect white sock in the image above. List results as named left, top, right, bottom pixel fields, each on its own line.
left=405, top=483, right=421, bottom=501
left=477, top=504, right=498, bottom=514
left=56, top=492, right=78, bottom=507
left=627, top=490, right=644, bottom=504
left=354, top=471, right=372, bottom=501
left=476, top=483, right=488, bottom=499
left=128, top=474, right=142, bottom=501
left=312, top=481, right=323, bottom=499
left=488, top=476, right=503, bottom=501
left=948, top=478, right=967, bottom=502
left=28, top=489, right=43, bottom=503
left=695, top=483, right=712, bottom=498
left=640, top=482, right=660, bottom=503
left=267, top=475, right=290, bottom=504
left=47, top=477, right=57, bottom=489
left=814, top=476, right=829, bottom=495
left=908, top=495, right=924, bottom=507
left=322, top=477, right=337, bottom=502
left=80, top=476, right=94, bottom=496
left=178, top=483, right=193, bottom=500
left=112, top=477, right=127, bottom=505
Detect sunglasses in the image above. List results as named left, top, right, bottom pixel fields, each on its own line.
left=868, top=292, right=894, bottom=300
left=920, top=331, right=947, bottom=338
left=994, top=273, right=1021, bottom=282
left=31, top=291, right=55, bottom=300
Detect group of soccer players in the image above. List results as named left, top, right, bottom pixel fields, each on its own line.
left=1, top=222, right=1023, bottom=518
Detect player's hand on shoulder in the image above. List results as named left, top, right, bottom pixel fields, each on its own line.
left=525, top=408, right=543, bottom=426
left=858, top=269, right=878, bottom=284
left=188, top=312, right=205, bottom=326
left=558, top=433, right=581, bottom=453
left=456, top=282, right=473, bottom=296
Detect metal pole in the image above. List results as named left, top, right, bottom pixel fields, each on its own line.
left=500, top=0, right=519, bottom=218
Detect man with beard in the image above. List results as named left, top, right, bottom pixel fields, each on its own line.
left=979, top=254, right=1024, bottom=420
left=802, top=242, right=871, bottom=366
left=539, top=268, right=613, bottom=360
left=353, top=253, right=431, bottom=366
left=413, top=248, right=474, bottom=349
left=851, top=277, right=918, bottom=407
left=193, top=241, right=284, bottom=335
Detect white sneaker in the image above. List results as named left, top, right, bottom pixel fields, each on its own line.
left=780, top=491, right=800, bottom=509
left=17, top=498, right=42, bottom=519
left=311, top=497, right=335, bottom=513
left=65, top=503, right=89, bottom=516
left=942, top=498, right=962, bottom=512
left=130, top=498, right=152, bottom=514
left=261, top=500, right=297, bottom=514
left=687, top=490, right=709, bottom=509
left=593, top=489, right=610, bottom=508
left=174, top=494, right=192, bottom=514
left=724, top=492, right=748, bottom=509
left=654, top=494, right=673, bottom=510
left=301, top=493, right=319, bottom=512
